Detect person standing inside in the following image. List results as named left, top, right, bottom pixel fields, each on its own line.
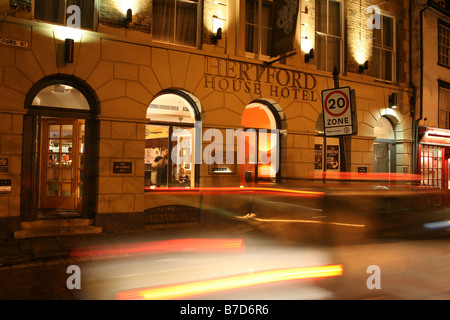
left=152, top=148, right=168, bottom=187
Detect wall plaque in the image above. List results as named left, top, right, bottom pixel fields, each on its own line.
left=0, top=158, right=9, bottom=173
left=358, top=166, right=368, bottom=173
left=0, top=179, right=11, bottom=193
left=113, top=161, right=132, bottom=174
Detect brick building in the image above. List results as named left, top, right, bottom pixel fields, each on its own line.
left=0, top=0, right=415, bottom=238
left=411, top=0, right=450, bottom=192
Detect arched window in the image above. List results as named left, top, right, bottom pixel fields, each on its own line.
left=31, top=84, right=90, bottom=110
left=145, top=90, right=200, bottom=190
left=240, top=101, right=280, bottom=183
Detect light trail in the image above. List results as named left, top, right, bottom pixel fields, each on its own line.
left=116, top=264, right=344, bottom=300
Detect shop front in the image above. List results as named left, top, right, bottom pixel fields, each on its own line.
left=418, top=127, right=450, bottom=193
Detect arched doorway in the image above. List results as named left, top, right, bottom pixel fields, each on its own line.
left=240, top=100, right=280, bottom=184
left=373, top=116, right=396, bottom=173
left=145, top=89, right=201, bottom=189
left=21, top=75, right=99, bottom=220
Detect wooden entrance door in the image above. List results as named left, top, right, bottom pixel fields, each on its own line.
left=40, top=118, right=85, bottom=211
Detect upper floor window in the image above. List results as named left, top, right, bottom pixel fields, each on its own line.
left=315, top=0, right=342, bottom=73
left=245, top=0, right=273, bottom=57
left=438, top=81, right=450, bottom=129
left=152, top=0, right=199, bottom=47
left=438, top=21, right=450, bottom=67
left=34, top=0, right=95, bottom=30
left=372, top=14, right=395, bottom=81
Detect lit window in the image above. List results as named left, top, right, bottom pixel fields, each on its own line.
left=438, top=21, right=450, bottom=67
left=152, top=0, right=199, bottom=47
left=241, top=102, right=279, bottom=183
left=372, top=14, right=395, bottom=81
left=145, top=93, right=198, bottom=190
left=31, top=84, right=90, bottom=110
left=34, top=0, right=95, bottom=29
left=245, top=0, right=273, bottom=57
left=315, top=0, right=342, bottom=73
left=420, top=145, right=443, bottom=190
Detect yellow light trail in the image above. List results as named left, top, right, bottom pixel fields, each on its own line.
left=116, top=264, right=343, bottom=300
left=235, top=213, right=366, bottom=228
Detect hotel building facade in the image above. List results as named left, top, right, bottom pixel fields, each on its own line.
left=0, top=0, right=416, bottom=238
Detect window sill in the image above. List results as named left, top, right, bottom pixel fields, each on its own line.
left=373, top=78, right=395, bottom=85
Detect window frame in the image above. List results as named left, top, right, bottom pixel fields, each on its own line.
left=438, top=20, right=450, bottom=69
left=438, top=80, right=450, bottom=129
left=151, top=0, right=202, bottom=49
left=145, top=122, right=197, bottom=190
left=420, top=144, right=443, bottom=190
left=371, top=11, right=396, bottom=83
left=241, top=0, right=274, bottom=60
left=314, top=0, right=344, bottom=73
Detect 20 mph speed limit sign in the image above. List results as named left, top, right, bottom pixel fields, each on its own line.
left=322, top=87, right=353, bottom=136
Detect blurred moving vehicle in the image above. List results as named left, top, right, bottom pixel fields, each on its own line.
left=238, top=174, right=448, bottom=243
left=74, top=173, right=449, bottom=300
left=74, top=237, right=343, bottom=300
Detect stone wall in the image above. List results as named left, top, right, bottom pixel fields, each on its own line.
left=0, top=0, right=415, bottom=235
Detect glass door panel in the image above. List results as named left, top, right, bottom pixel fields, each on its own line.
left=77, top=121, right=85, bottom=204
left=145, top=125, right=169, bottom=188
left=258, top=129, right=278, bottom=181
left=41, top=118, right=83, bottom=210
left=47, top=183, right=59, bottom=197
left=172, top=127, right=194, bottom=187
left=420, top=145, right=444, bottom=189
left=240, top=130, right=257, bottom=185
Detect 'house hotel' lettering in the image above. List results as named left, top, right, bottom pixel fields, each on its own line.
left=204, top=57, right=319, bottom=101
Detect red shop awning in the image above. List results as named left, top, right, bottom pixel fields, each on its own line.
left=419, top=127, right=450, bottom=146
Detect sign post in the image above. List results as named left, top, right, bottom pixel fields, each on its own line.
left=322, top=67, right=357, bottom=174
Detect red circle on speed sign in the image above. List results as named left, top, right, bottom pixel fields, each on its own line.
left=324, top=90, right=350, bottom=117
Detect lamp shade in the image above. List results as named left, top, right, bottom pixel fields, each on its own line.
left=64, top=38, right=74, bottom=63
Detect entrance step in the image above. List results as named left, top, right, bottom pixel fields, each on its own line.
left=14, top=219, right=102, bottom=239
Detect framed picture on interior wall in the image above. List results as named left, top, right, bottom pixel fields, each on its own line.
left=326, top=145, right=340, bottom=170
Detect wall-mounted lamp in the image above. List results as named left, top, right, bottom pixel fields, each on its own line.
left=124, top=8, right=132, bottom=26
left=389, top=92, right=397, bottom=109
left=358, top=60, right=368, bottom=73
left=211, top=27, right=222, bottom=45
left=64, top=38, right=74, bottom=63
left=305, top=48, right=314, bottom=63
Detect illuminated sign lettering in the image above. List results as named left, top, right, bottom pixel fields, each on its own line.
left=203, top=57, right=318, bottom=102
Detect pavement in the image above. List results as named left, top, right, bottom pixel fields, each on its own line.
left=0, top=222, right=229, bottom=269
